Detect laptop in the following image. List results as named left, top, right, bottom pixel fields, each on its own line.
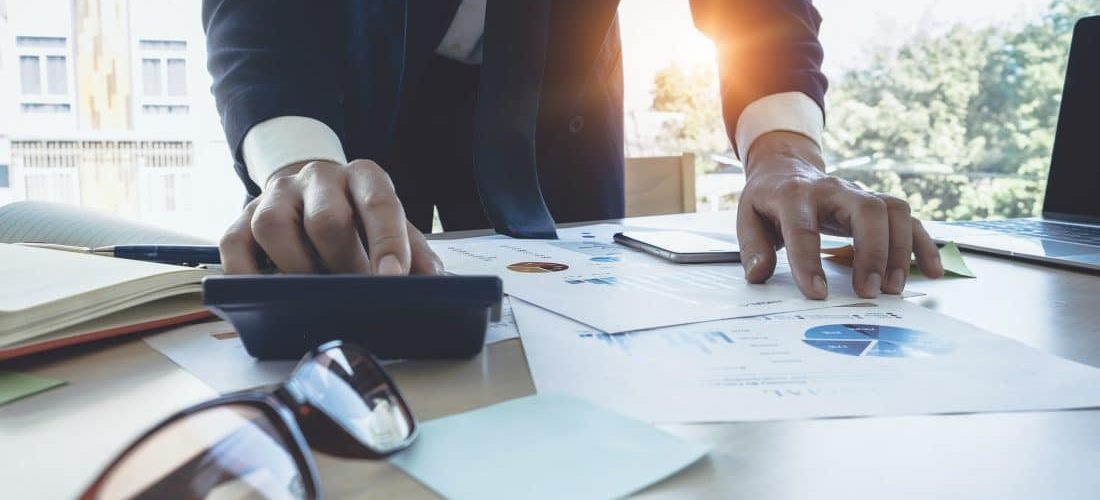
left=925, top=16, right=1100, bottom=272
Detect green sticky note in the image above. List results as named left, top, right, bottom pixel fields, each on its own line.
left=911, top=242, right=975, bottom=278
left=391, top=394, right=708, bottom=500
left=0, top=371, right=65, bottom=406
left=937, top=242, right=976, bottom=278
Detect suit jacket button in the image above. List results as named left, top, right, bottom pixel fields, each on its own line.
left=569, top=115, right=585, bottom=133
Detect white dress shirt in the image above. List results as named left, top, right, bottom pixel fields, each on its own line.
left=242, top=1, right=824, bottom=188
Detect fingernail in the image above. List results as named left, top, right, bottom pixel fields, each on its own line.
left=746, top=255, right=761, bottom=273
left=812, top=275, right=828, bottom=299
left=864, top=272, right=882, bottom=297
left=886, top=268, right=906, bottom=294
left=378, top=254, right=403, bottom=276
left=433, top=259, right=446, bottom=276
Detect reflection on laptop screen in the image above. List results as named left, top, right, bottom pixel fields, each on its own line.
left=1044, top=16, right=1100, bottom=222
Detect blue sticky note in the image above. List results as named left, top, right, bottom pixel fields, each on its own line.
left=390, top=394, right=708, bottom=500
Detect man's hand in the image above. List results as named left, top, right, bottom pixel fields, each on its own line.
left=737, top=132, right=944, bottom=299
left=219, top=159, right=444, bottom=276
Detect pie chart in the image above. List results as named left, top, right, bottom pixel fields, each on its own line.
left=802, top=324, right=954, bottom=358
left=506, top=261, right=570, bottom=273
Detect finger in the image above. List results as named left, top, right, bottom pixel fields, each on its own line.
left=912, top=219, right=945, bottom=278
left=407, top=221, right=445, bottom=275
left=736, top=198, right=779, bottom=284
left=251, top=176, right=321, bottom=274
left=299, top=162, right=370, bottom=274
left=774, top=197, right=829, bottom=300
left=880, top=195, right=913, bottom=294
left=345, top=160, right=411, bottom=275
left=841, top=193, right=890, bottom=298
left=219, top=199, right=262, bottom=274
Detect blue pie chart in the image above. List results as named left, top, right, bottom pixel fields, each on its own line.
left=802, top=324, right=954, bottom=358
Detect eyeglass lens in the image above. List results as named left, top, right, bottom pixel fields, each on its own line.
left=293, top=346, right=415, bottom=454
left=90, top=403, right=309, bottom=500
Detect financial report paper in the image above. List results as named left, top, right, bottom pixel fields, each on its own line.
left=433, top=224, right=871, bottom=333
left=512, top=299, right=1100, bottom=423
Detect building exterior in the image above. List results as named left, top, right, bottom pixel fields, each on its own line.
left=0, top=0, right=242, bottom=239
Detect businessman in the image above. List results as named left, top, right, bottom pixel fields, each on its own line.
left=203, top=0, right=944, bottom=299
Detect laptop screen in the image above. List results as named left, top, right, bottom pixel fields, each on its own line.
left=1044, top=16, right=1100, bottom=223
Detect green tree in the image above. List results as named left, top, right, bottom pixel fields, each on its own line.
left=824, top=0, right=1100, bottom=221
left=649, top=62, right=729, bottom=172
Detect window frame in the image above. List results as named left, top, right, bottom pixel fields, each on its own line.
left=136, top=39, right=190, bottom=115
left=14, top=36, right=75, bottom=113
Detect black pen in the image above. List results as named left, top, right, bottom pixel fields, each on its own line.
left=92, top=245, right=222, bottom=265
left=16, top=242, right=277, bottom=270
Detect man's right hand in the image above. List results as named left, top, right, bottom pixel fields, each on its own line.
left=219, top=159, right=444, bottom=276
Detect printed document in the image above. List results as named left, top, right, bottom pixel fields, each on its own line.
left=512, top=299, right=1100, bottom=423
left=433, top=224, right=872, bottom=333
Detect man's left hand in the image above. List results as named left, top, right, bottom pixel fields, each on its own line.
left=736, top=131, right=945, bottom=299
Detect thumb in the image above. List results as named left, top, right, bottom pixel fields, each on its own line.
left=406, top=221, right=445, bottom=276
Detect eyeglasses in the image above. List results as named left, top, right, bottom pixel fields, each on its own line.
left=80, top=341, right=418, bottom=500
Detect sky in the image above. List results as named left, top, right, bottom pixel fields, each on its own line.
left=618, top=0, right=1055, bottom=111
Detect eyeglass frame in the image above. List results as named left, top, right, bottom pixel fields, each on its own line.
left=80, top=340, right=419, bottom=499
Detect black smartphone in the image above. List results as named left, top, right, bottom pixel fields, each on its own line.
left=613, top=231, right=740, bottom=264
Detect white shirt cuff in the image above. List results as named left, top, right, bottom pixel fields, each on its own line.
left=735, top=91, right=824, bottom=161
left=242, top=116, right=348, bottom=189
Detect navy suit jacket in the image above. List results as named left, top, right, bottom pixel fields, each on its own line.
left=203, top=0, right=826, bottom=224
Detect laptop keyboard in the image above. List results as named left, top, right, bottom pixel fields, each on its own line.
left=951, top=219, right=1100, bottom=246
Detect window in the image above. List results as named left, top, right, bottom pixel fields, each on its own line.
left=142, top=58, right=162, bottom=96
left=46, top=56, right=68, bottom=95
left=139, top=39, right=189, bottom=114
left=15, top=36, right=71, bottom=114
left=19, top=56, right=41, bottom=94
left=0, top=165, right=10, bottom=188
left=620, top=0, right=1077, bottom=221
left=16, top=141, right=81, bottom=204
left=166, top=59, right=187, bottom=96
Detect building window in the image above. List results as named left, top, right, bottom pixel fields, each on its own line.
left=46, top=56, right=68, bottom=95
left=139, top=141, right=195, bottom=214
left=139, top=39, right=188, bottom=114
left=19, top=55, right=41, bottom=94
left=166, top=58, right=187, bottom=96
left=0, top=165, right=10, bottom=188
left=15, top=36, right=72, bottom=114
left=14, top=141, right=81, bottom=206
left=142, top=58, right=162, bottom=96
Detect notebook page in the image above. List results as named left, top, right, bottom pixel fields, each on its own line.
left=0, top=243, right=201, bottom=314
left=0, top=201, right=211, bottom=247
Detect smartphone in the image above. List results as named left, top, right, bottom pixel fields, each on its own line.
left=613, top=231, right=740, bottom=264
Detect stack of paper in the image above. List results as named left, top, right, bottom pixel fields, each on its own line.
left=435, top=222, right=1100, bottom=424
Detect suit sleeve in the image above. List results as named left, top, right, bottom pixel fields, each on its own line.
left=202, top=0, right=347, bottom=195
left=689, top=0, right=828, bottom=156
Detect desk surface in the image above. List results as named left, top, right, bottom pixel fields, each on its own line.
left=3, top=211, right=1100, bottom=499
